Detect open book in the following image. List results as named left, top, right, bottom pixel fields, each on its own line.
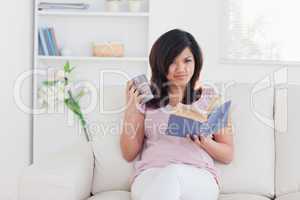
left=165, top=100, right=231, bottom=137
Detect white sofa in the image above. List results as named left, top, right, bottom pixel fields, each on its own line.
left=18, top=83, right=300, bottom=200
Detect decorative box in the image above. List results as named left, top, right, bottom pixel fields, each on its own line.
left=92, top=42, right=124, bottom=57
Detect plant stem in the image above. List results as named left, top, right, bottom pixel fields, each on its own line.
left=67, top=90, right=90, bottom=142
left=83, top=127, right=90, bottom=142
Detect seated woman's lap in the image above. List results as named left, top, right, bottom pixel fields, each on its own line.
left=131, top=163, right=219, bottom=200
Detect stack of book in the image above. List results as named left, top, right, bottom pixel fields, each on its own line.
left=38, top=2, right=90, bottom=10
left=38, top=27, right=60, bottom=56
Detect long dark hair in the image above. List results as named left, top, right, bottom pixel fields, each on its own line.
left=145, top=29, right=203, bottom=109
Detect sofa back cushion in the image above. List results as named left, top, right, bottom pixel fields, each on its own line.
left=91, top=85, right=134, bottom=194
left=91, top=83, right=275, bottom=197
left=214, top=82, right=274, bottom=198
left=275, top=84, right=300, bottom=196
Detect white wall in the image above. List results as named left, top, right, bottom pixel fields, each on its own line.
left=149, top=0, right=300, bottom=84
left=0, top=1, right=32, bottom=199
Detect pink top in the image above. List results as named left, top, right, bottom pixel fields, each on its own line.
left=129, top=86, right=221, bottom=187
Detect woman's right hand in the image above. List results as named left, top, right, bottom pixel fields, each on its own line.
left=125, top=80, right=145, bottom=115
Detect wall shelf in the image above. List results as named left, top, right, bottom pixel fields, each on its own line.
left=38, top=55, right=148, bottom=62
left=37, top=10, right=150, bottom=17
left=33, top=0, right=150, bottom=162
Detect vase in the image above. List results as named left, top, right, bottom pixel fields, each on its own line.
left=106, top=1, right=121, bottom=12
left=128, top=0, right=142, bottom=12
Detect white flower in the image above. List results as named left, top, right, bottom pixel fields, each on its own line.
left=55, top=70, right=65, bottom=81
left=37, top=80, right=66, bottom=109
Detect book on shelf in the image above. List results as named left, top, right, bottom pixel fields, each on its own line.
left=165, top=100, right=231, bottom=137
left=43, top=28, right=53, bottom=55
left=38, top=27, right=60, bottom=56
left=38, top=2, right=90, bottom=10
left=38, top=28, right=49, bottom=55
left=38, top=37, right=44, bottom=55
left=49, top=28, right=59, bottom=56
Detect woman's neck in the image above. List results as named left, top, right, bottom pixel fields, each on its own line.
left=168, top=86, right=185, bottom=106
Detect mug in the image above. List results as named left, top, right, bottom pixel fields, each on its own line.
left=131, top=74, right=154, bottom=104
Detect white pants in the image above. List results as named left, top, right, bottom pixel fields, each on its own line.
left=131, top=163, right=219, bottom=200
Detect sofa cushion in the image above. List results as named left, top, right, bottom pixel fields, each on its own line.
left=87, top=191, right=271, bottom=200
left=87, top=191, right=130, bottom=200
left=219, top=193, right=271, bottom=200
left=275, top=84, right=300, bottom=196
left=91, top=85, right=135, bottom=194
left=275, top=192, right=300, bottom=200
left=214, top=83, right=274, bottom=197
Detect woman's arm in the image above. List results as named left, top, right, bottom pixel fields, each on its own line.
left=120, top=80, right=146, bottom=162
left=120, top=110, right=145, bottom=162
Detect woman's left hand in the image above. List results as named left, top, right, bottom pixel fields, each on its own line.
left=186, top=132, right=234, bottom=164
left=186, top=134, right=212, bottom=149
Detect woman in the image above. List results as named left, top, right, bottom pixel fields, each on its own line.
left=120, top=29, right=234, bottom=200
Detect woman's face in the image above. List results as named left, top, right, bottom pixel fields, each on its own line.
left=166, top=47, right=195, bottom=90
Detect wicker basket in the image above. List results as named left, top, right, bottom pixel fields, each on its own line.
left=92, top=42, right=124, bottom=57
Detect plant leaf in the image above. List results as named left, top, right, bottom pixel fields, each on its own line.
left=64, top=98, right=86, bottom=127
left=69, top=67, right=75, bottom=72
left=64, top=61, right=76, bottom=74
left=64, top=61, right=70, bottom=73
left=43, top=80, right=58, bottom=86
left=75, top=89, right=85, bottom=100
left=64, top=61, right=71, bottom=73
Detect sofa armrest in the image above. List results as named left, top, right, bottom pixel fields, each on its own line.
left=18, top=141, right=94, bottom=200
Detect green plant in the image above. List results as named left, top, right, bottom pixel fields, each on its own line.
left=38, top=61, right=90, bottom=141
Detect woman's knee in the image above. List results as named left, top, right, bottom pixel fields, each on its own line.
left=177, top=165, right=220, bottom=200
left=131, top=165, right=182, bottom=200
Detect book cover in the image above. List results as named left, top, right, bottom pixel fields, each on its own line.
left=38, top=28, right=49, bottom=56
left=165, top=100, right=231, bottom=137
left=49, top=27, right=60, bottom=56
left=45, top=28, right=55, bottom=56
left=38, top=32, right=44, bottom=55
left=42, top=28, right=53, bottom=56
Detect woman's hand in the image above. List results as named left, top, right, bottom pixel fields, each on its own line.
left=186, top=131, right=234, bottom=164
left=186, top=134, right=213, bottom=149
left=125, top=80, right=146, bottom=116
